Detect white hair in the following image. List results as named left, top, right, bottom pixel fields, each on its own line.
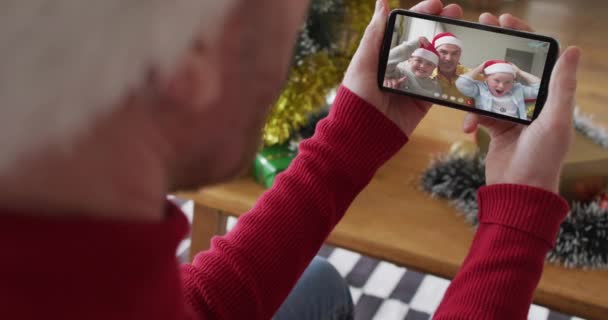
left=0, top=0, right=236, bottom=171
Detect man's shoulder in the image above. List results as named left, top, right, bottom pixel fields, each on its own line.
left=431, top=68, right=439, bottom=79
left=457, top=65, right=485, bottom=81
left=456, top=64, right=470, bottom=75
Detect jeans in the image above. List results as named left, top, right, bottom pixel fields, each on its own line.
left=274, top=256, right=354, bottom=320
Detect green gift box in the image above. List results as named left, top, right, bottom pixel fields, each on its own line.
left=253, top=144, right=297, bottom=188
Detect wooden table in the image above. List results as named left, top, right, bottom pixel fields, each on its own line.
left=178, top=107, right=608, bottom=320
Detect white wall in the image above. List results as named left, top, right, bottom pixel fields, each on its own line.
left=391, top=16, right=444, bottom=48
left=442, top=23, right=548, bottom=77
left=405, top=17, right=442, bottom=42
left=390, top=15, right=405, bottom=48
left=530, top=45, right=549, bottom=77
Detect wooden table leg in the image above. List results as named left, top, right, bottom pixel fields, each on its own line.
left=189, top=203, right=228, bottom=262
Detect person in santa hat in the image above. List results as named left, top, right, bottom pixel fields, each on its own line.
left=430, top=31, right=478, bottom=102
left=384, top=37, right=442, bottom=96
left=456, top=59, right=541, bottom=119
left=0, top=0, right=583, bottom=319
left=388, top=31, right=478, bottom=102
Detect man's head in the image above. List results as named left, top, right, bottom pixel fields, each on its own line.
left=0, top=0, right=311, bottom=190
left=432, top=32, right=463, bottom=75
left=409, top=46, right=439, bottom=78
left=483, top=60, right=516, bottom=97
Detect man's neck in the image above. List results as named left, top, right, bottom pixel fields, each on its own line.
left=0, top=108, right=170, bottom=222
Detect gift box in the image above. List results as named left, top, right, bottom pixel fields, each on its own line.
left=253, top=144, right=297, bottom=188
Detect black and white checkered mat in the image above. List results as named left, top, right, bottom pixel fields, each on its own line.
left=174, top=199, right=583, bottom=320
left=316, top=245, right=580, bottom=320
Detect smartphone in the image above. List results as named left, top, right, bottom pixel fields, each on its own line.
left=378, top=10, right=559, bottom=125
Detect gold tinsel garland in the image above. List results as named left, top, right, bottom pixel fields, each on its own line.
left=262, top=0, right=399, bottom=146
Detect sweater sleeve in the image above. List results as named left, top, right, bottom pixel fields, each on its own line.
left=181, top=86, right=408, bottom=320
left=522, top=82, right=541, bottom=99
left=455, top=75, right=480, bottom=100
left=0, top=202, right=191, bottom=320
left=387, top=39, right=419, bottom=77
left=433, top=184, right=569, bottom=320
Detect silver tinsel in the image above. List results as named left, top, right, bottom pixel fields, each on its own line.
left=574, top=108, right=608, bottom=149
left=421, top=155, right=608, bottom=269
left=293, top=0, right=344, bottom=63
left=548, top=202, right=608, bottom=268
left=421, top=155, right=484, bottom=226
left=421, top=108, right=608, bottom=268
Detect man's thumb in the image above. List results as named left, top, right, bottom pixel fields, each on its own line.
left=360, top=0, right=389, bottom=47
left=462, top=112, right=517, bottom=136
left=541, top=47, right=581, bottom=125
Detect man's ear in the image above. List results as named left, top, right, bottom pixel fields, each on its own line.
left=161, top=40, right=222, bottom=111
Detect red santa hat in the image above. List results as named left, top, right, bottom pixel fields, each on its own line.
left=411, top=43, right=439, bottom=65
left=432, top=32, right=463, bottom=50
left=483, top=60, right=516, bottom=76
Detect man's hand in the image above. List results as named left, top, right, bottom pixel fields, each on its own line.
left=463, top=13, right=581, bottom=192
left=343, top=0, right=463, bottom=137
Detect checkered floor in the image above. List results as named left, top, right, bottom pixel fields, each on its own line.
left=173, top=199, right=583, bottom=320
left=317, top=245, right=581, bottom=320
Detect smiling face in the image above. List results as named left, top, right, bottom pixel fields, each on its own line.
left=408, top=56, right=436, bottom=78
left=486, top=72, right=515, bottom=97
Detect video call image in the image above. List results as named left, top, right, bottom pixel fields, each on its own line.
left=383, top=15, right=551, bottom=121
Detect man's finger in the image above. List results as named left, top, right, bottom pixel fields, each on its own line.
left=462, top=112, right=518, bottom=137
left=359, top=0, right=389, bottom=47
left=410, top=0, right=444, bottom=15
left=462, top=112, right=479, bottom=133
left=439, top=4, right=463, bottom=19
left=347, top=0, right=389, bottom=74
left=541, top=46, right=581, bottom=126
left=479, top=12, right=500, bottom=26
left=498, top=14, right=534, bottom=32
left=480, top=12, right=534, bottom=32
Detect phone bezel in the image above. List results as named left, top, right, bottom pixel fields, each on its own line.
left=378, top=9, right=560, bottom=125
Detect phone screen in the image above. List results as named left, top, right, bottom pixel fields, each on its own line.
left=379, top=11, right=558, bottom=124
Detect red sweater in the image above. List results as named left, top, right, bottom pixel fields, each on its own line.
left=0, top=86, right=568, bottom=320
